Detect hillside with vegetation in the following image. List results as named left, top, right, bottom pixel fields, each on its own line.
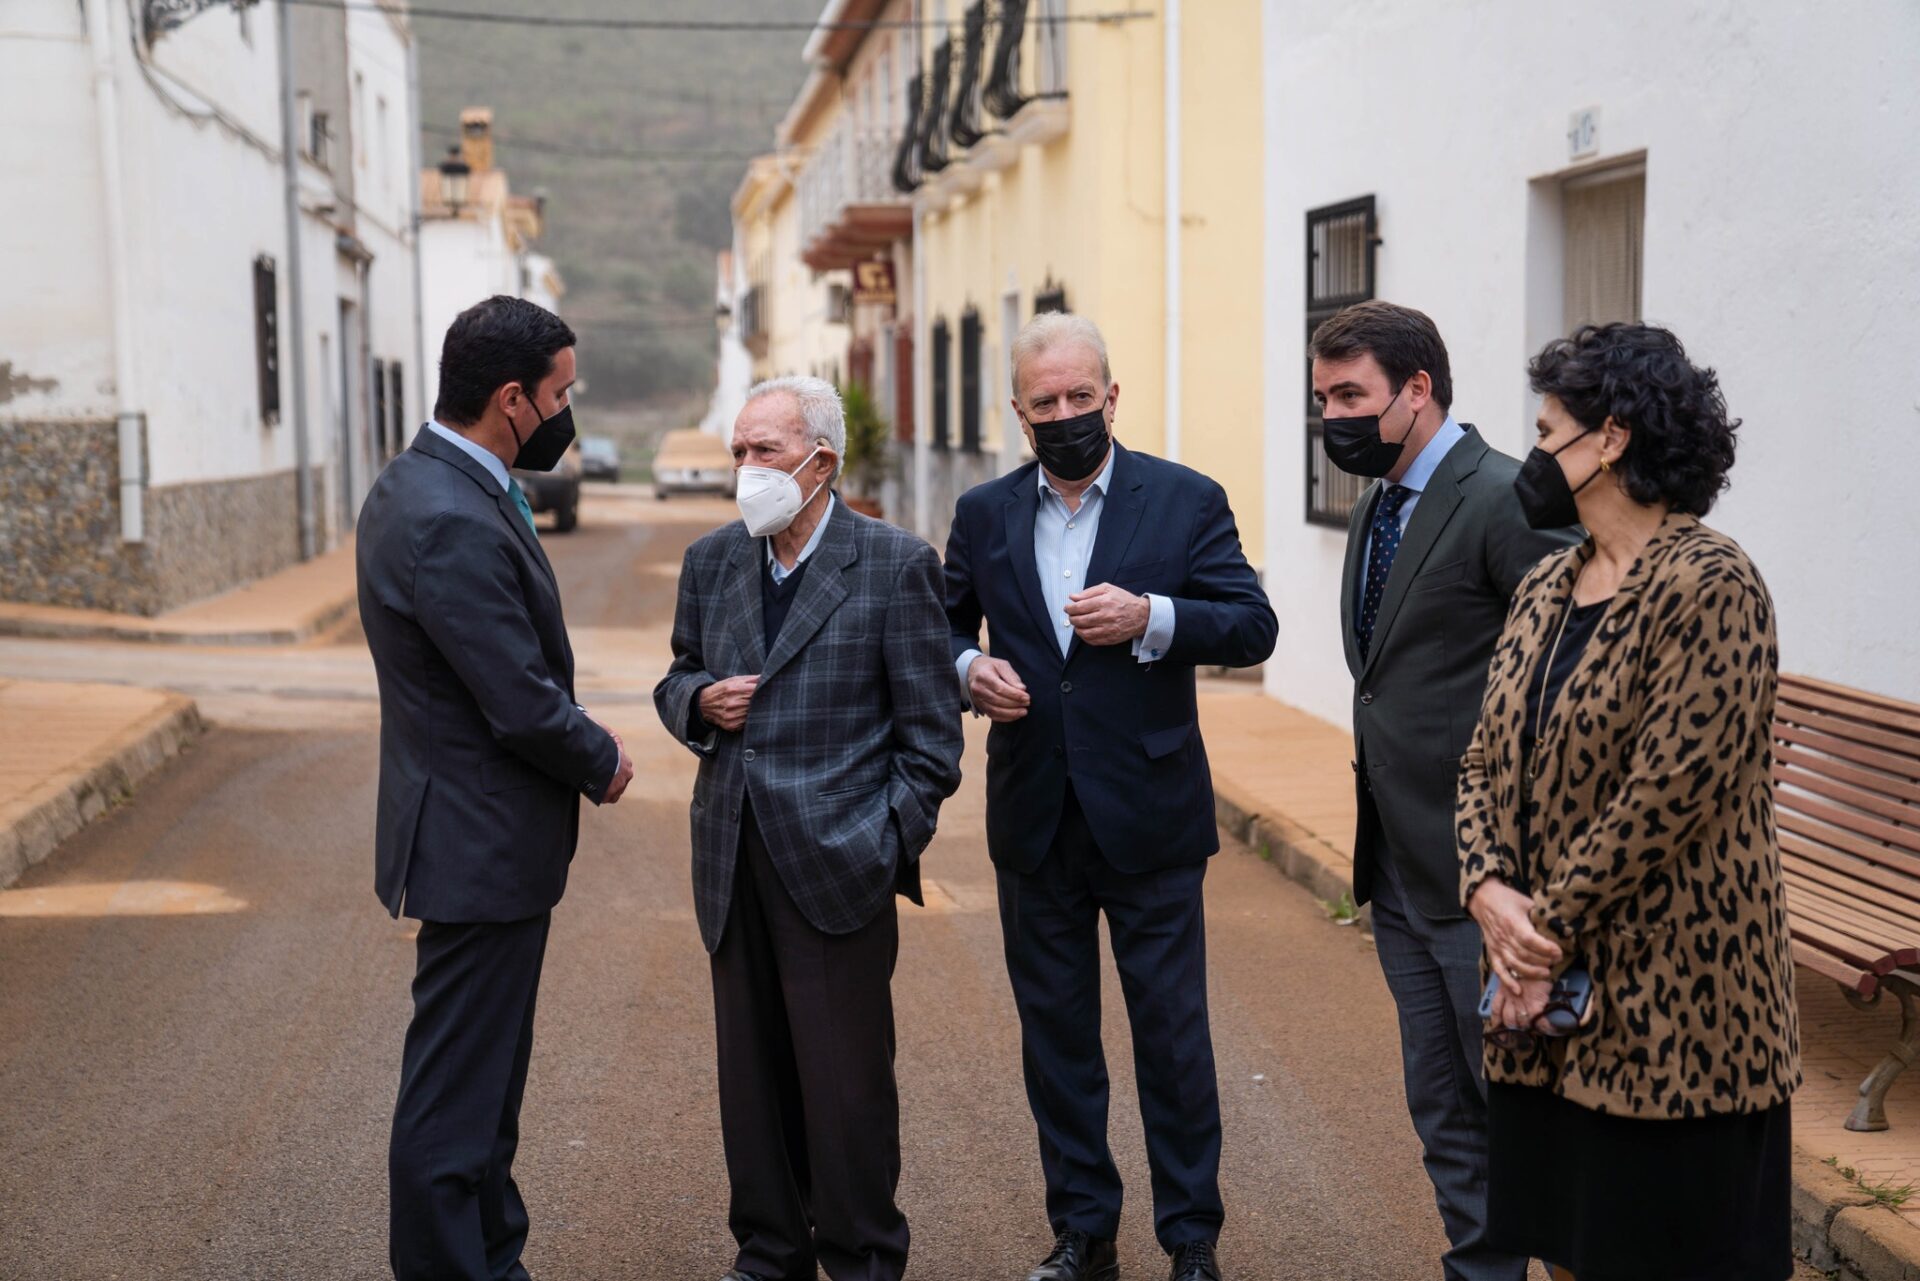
left=415, top=0, right=821, bottom=416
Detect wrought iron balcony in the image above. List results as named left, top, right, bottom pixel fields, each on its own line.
left=893, top=0, right=1070, bottom=202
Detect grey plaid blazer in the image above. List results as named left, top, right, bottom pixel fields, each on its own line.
left=653, top=499, right=964, bottom=952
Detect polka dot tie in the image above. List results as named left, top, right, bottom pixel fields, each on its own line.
left=1357, top=484, right=1412, bottom=658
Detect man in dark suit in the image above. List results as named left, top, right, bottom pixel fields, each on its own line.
left=357, top=295, right=634, bottom=1281
left=945, top=314, right=1276, bottom=1281
left=1310, top=301, right=1577, bottom=1281
left=653, top=376, right=963, bottom=1281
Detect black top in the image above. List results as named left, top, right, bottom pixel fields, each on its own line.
left=1518, top=597, right=1609, bottom=875
left=762, top=552, right=811, bottom=651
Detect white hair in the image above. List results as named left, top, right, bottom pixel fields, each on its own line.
left=743, top=375, right=845, bottom=476
left=1009, top=311, right=1112, bottom=398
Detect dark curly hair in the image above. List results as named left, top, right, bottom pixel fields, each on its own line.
left=1526, top=323, right=1739, bottom=517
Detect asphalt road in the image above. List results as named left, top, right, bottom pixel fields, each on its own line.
left=0, top=491, right=1804, bottom=1280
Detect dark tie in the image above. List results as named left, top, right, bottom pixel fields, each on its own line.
left=1357, top=484, right=1413, bottom=657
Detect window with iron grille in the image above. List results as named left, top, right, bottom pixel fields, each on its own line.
left=1033, top=277, right=1068, bottom=315
left=389, top=362, right=406, bottom=454
left=949, top=2, right=989, bottom=150
left=931, top=317, right=951, bottom=450
left=371, top=358, right=388, bottom=459
left=253, top=254, right=280, bottom=425
left=960, top=308, right=983, bottom=453
left=891, top=69, right=924, bottom=193
left=919, top=40, right=954, bottom=175
left=1303, top=196, right=1377, bottom=527
left=984, top=0, right=1029, bottom=119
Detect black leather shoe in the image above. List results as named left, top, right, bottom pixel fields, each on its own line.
left=1027, top=1229, right=1119, bottom=1281
left=1167, top=1241, right=1221, bottom=1281
left=721, top=1271, right=769, bottom=1281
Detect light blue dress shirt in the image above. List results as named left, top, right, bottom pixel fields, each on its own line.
left=427, top=419, right=510, bottom=495
left=1360, top=414, right=1467, bottom=570
left=957, top=450, right=1176, bottom=693
left=767, top=493, right=836, bottom=585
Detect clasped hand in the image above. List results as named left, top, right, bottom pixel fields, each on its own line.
left=584, top=710, right=634, bottom=804
left=1467, top=876, right=1565, bottom=1031
left=699, top=674, right=760, bottom=733
left=1063, top=582, right=1150, bottom=648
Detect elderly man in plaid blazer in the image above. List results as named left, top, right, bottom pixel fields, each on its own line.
left=654, top=375, right=964, bottom=1281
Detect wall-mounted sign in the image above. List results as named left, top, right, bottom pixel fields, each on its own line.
left=854, top=259, right=897, bottom=306
left=1568, top=107, right=1601, bottom=161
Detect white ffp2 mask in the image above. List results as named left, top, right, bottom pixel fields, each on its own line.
left=735, top=444, right=828, bottom=538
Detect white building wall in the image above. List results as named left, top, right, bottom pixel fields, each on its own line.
left=1261, top=0, right=1920, bottom=724
left=347, top=5, right=423, bottom=435
left=701, top=249, right=754, bottom=437
left=418, top=216, right=519, bottom=414
left=1, top=0, right=288, bottom=486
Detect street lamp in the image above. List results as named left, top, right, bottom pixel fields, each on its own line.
left=438, top=146, right=471, bottom=213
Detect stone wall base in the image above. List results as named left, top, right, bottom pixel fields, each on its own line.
left=0, top=420, right=326, bottom=616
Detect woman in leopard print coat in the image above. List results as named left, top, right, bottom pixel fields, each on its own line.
left=1456, top=324, right=1799, bottom=1281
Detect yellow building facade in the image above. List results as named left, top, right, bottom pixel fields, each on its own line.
left=907, top=0, right=1266, bottom=556
left=731, top=1, right=1266, bottom=556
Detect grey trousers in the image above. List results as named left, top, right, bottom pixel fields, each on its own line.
left=1370, top=855, right=1530, bottom=1281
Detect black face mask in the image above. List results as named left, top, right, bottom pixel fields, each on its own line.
left=1513, top=428, right=1601, bottom=530
left=507, top=395, right=576, bottom=472
left=1026, top=399, right=1112, bottom=482
left=1320, top=383, right=1415, bottom=478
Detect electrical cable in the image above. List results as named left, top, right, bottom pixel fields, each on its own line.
left=279, top=0, right=1154, bottom=33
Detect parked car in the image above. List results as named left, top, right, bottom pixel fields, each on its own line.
left=511, top=439, right=583, bottom=533
left=579, top=435, right=622, bottom=482
left=652, top=428, right=736, bottom=499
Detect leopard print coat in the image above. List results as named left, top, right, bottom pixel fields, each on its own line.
left=1457, top=511, right=1800, bottom=1118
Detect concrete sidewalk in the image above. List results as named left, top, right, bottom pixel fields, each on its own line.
left=0, top=539, right=357, bottom=646
left=0, top=679, right=203, bottom=889
left=1196, top=681, right=1920, bottom=1281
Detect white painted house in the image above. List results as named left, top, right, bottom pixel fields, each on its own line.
left=0, top=0, right=421, bottom=615
left=417, top=108, right=565, bottom=418
left=1258, top=0, right=1920, bottom=723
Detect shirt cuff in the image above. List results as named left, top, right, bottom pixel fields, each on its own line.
left=1131, top=594, right=1175, bottom=664
left=955, top=649, right=983, bottom=712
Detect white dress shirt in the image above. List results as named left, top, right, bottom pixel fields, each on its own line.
left=427, top=420, right=510, bottom=494
left=957, top=450, right=1176, bottom=694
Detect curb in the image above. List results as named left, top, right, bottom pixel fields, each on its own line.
left=0, top=594, right=354, bottom=647
left=0, top=694, right=205, bottom=890
left=1210, top=774, right=1920, bottom=1280
left=1213, top=777, right=1371, bottom=934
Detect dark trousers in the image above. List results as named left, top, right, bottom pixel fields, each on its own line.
left=711, top=803, right=908, bottom=1281
left=996, top=786, right=1224, bottom=1252
left=1369, top=856, right=1529, bottom=1281
left=389, top=913, right=552, bottom=1281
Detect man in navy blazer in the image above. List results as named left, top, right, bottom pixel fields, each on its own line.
left=357, top=297, right=633, bottom=1280
left=944, top=313, right=1276, bottom=1281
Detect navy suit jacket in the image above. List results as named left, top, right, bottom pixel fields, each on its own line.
left=356, top=426, right=621, bottom=923
left=944, top=443, right=1277, bottom=873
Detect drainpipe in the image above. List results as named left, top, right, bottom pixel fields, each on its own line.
left=85, top=0, right=144, bottom=542
left=910, top=0, right=931, bottom=540
left=1162, top=0, right=1182, bottom=464
left=276, top=0, right=317, bottom=558
left=405, top=26, right=428, bottom=431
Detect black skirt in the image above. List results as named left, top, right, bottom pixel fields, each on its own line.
left=1486, top=1083, right=1793, bottom=1281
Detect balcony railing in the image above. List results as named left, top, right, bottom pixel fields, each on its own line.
left=800, top=118, right=914, bottom=272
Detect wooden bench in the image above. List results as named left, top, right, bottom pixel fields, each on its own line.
left=1775, top=674, right=1920, bottom=1131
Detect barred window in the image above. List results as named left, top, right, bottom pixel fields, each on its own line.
left=1304, top=196, right=1377, bottom=527
left=960, top=307, right=983, bottom=453
left=931, top=317, right=951, bottom=451
left=253, top=255, right=280, bottom=426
